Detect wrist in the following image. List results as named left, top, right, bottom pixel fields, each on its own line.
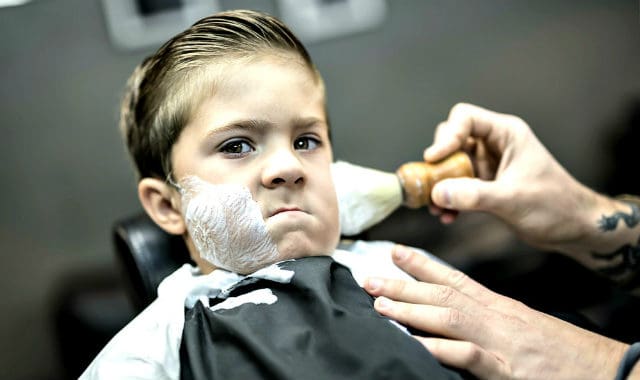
left=575, top=191, right=630, bottom=251
left=616, top=342, right=640, bottom=380
left=549, top=315, right=629, bottom=380
left=582, top=195, right=639, bottom=252
left=555, top=189, right=640, bottom=287
left=534, top=182, right=610, bottom=254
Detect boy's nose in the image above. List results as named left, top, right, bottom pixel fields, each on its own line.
left=261, top=149, right=305, bottom=188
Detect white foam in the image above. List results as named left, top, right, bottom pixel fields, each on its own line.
left=209, top=288, right=278, bottom=311
left=179, top=175, right=280, bottom=274
left=250, top=262, right=295, bottom=283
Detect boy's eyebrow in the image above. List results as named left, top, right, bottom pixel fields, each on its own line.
left=205, top=117, right=326, bottom=137
left=206, top=119, right=270, bottom=137
left=292, top=116, right=326, bottom=129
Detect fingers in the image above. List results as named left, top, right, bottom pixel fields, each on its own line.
left=370, top=291, right=509, bottom=379
left=372, top=296, right=480, bottom=341
left=387, top=245, right=498, bottom=304
left=365, top=275, right=478, bottom=314
left=428, top=205, right=458, bottom=224
left=424, top=103, right=506, bottom=162
left=439, top=211, right=458, bottom=225
left=430, top=177, right=506, bottom=214
left=424, top=121, right=467, bottom=163
left=415, top=337, right=507, bottom=380
left=388, top=245, right=471, bottom=288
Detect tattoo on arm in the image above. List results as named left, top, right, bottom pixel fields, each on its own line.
left=597, top=204, right=640, bottom=231
left=591, top=242, right=640, bottom=287
left=591, top=204, right=640, bottom=289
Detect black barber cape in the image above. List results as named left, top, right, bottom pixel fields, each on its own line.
left=179, top=256, right=464, bottom=379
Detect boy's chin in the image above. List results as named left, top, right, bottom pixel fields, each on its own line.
left=273, top=236, right=337, bottom=262
left=267, top=220, right=340, bottom=260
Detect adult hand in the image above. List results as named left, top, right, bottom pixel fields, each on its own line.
left=364, top=245, right=633, bottom=380
left=424, top=103, right=633, bottom=257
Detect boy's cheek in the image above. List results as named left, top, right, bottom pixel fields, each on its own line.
left=318, top=189, right=341, bottom=252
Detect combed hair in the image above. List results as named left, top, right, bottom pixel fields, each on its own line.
left=120, top=10, right=319, bottom=180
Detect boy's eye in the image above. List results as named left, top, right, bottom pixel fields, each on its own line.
left=220, top=139, right=254, bottom=156
left=293, top=136, right=320, bottom=151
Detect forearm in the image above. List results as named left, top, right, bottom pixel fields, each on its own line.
left=536, top=309, right=629, bottom=379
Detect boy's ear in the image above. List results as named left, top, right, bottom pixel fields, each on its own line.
left=138, top=177, right=186, bottom=235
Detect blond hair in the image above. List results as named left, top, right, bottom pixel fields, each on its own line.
left=120, top=10, right=319, bottom=179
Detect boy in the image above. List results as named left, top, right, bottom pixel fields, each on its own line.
left=81, top=10, right=463, bottom=379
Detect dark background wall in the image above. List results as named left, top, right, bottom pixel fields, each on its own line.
left=0, top=0, right=638, bottom=379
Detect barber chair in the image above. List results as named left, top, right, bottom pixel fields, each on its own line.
left=113, top=212, right=192, bottom=312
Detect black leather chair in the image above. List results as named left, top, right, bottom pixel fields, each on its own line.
left=113, top=212, right=192, bottom=312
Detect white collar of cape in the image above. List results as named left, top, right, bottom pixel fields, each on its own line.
left=157, top=240, right=442, bottom=310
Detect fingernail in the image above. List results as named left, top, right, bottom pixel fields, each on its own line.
left=376, top=296, right=393, bottom=311
left=366, top=277, right=383, bottom=292
left=393, top=245, right=409, bottom=261
left=435, top=186, right=452, bottom=208
left=444, top=188, right=452, bottom=207
left=424, top=147, right=434, bottom=160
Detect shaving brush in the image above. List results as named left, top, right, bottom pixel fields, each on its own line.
left=396, top=151, right=475, bottom=209
left=333, top=152, right=474, bottom=236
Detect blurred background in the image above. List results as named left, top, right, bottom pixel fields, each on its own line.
left=0, top=0, right=639, bottom=379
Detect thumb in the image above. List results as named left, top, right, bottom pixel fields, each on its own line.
left=431, top=177, right=502, bottom=212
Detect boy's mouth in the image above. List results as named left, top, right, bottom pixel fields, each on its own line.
left=268, top=206, right=305, bottom=217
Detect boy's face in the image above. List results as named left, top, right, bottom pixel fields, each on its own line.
left=170, top=54, right=340, bottom=266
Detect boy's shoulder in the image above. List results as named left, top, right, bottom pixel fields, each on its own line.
left=79, top=264, right=241, bottom=380
left=333, top=239, right=444, bottom=286
left=78, top=287, right=183, bottom=380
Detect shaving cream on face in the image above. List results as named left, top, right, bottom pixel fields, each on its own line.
left=178, top=176, right=280, bottom=274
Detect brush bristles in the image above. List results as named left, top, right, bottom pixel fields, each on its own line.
left=332, top=161, right=403, bottom=236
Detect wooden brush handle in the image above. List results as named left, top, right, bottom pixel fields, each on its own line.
left=396, top=152, right=474, bottom=209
